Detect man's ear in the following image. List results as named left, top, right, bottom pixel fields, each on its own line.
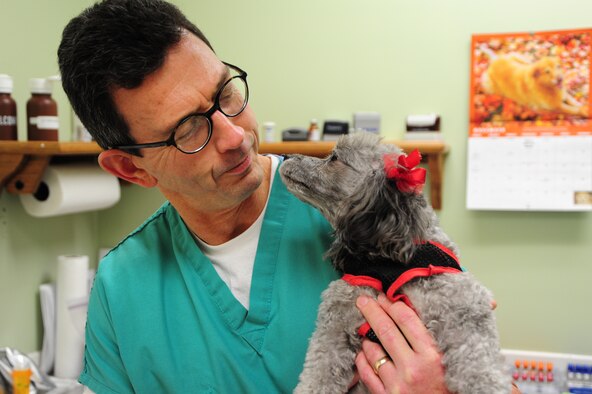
left=98, top=149, right=158, bottom=188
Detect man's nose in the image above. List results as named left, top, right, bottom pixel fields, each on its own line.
left=211, top=110, right=245, bottom=151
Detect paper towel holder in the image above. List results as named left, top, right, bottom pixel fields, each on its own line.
left=0, top=141, right=103, bottom=195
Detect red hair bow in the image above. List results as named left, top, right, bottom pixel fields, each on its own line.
left=383, top=149, right=426, bottom=194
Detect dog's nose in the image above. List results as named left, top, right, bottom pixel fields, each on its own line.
left=281, top=154, right=293, bottom=161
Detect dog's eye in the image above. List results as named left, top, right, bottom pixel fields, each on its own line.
left=329, top=154, right=338, bottom=162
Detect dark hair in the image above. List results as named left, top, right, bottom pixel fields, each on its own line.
left=58, top=0, right=214, bottom=154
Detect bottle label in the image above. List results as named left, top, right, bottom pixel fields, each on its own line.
left=36, top=116, right=59, bottom=130
left=0, top=115, right=16, bottom=126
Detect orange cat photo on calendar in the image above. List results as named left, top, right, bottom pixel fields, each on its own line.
left=470, top=29, right=591, bottom=124
left=481, top=54, right=588, bottom=117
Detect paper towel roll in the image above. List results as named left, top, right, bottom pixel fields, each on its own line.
left=20, top=164, right=120, bottom=217
left=54, top=255, right=89, bottom=379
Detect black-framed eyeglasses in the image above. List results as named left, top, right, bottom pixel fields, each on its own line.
left=112, top=62, right=249, bottom=154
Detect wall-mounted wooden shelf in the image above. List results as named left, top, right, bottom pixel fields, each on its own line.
left=0, top=139, right=449, bottom=208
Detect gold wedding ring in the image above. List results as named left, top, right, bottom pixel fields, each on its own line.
left=372, top=356, right=391, bottom=374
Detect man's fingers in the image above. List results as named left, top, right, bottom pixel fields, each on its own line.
left=376, top=294, right=437, bottom=354
left=356, top=295, right=451, bottom=394
left=356, top=296, right=413, bottom=360
left=355, top=345, right=387, bottom=394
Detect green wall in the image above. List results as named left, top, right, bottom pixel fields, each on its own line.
left=0, top=0, right=95, bottom=352
left=2, top=0, right=591, bottom=356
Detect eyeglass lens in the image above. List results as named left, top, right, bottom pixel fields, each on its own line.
left=174, top=75, right=248, bottom=153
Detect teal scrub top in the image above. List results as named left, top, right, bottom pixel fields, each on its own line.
left=79, top=161, right=339, bottom=394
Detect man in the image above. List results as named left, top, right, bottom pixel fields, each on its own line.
left=58, top=0, right=458, bottom=392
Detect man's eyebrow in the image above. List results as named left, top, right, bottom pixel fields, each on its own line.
left=162, top=63, right=231, bottom=135
left=214, top=65, right=231, bottom=99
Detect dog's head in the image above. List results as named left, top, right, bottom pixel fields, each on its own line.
left=532, top=56, right=562, bottom=88
left=280, top=132, right=434, bottom=264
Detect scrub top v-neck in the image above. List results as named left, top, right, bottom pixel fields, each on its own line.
left=80, top=158, right=339, bottom=394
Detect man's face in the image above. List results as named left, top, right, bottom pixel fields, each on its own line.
left=112, top=32, right=263, bottom=211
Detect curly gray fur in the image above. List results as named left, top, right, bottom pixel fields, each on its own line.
left=280, top=132, right=510, bottom=394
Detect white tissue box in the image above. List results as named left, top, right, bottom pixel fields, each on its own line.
left=406, top=113, right=440, bottom=131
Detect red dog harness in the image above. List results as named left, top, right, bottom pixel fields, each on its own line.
left=341, top=241, right=462, bottom=341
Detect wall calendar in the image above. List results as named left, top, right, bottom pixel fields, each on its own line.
left=467, top=28, right=592, bottom=211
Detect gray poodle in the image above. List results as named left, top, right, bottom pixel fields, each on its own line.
left=279, top=132, right=509, bottom=394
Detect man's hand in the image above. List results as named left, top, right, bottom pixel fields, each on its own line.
left=354, top=294, right=519, bottom=394
left=355, top=294, right=451, bottom=394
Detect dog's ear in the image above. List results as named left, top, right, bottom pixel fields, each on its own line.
left=330, top=167, right=432, bottom=263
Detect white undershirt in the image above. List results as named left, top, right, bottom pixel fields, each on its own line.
left=193, top=155, right=278, bottom=310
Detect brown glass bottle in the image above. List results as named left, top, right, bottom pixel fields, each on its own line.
left=0, top=74, right=17, bottom=140
left=27, top=78, right=58, bottom=141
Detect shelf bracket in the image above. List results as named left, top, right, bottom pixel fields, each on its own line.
left=0, top=154, right=50, bottom=195
left=0, top=153, right=25, bottom=196
left=426, top=153, right=444, bottom=210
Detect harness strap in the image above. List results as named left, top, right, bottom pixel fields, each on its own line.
left=341, top=241, right=462, bottom=342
